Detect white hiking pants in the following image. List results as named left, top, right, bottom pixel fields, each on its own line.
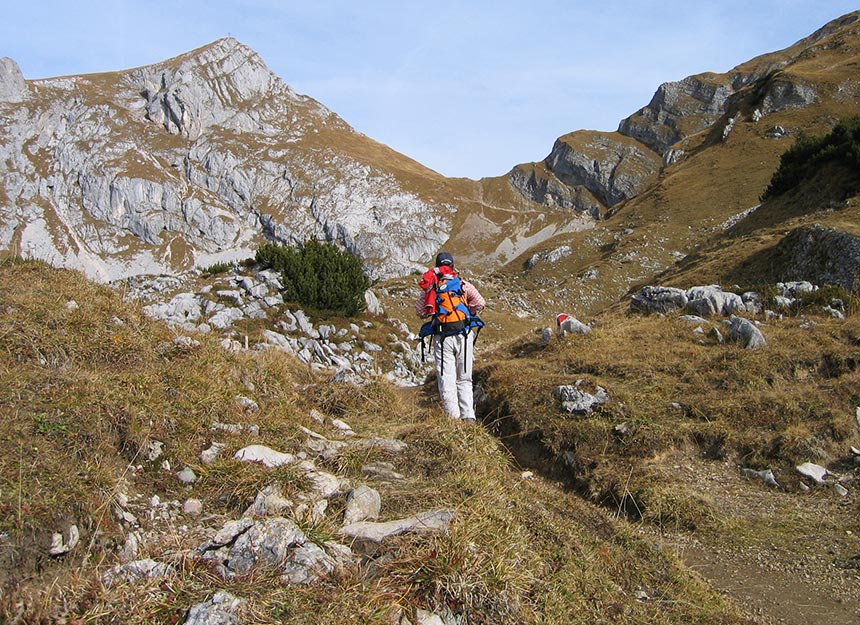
left=433, top=330, right=476, bottom=420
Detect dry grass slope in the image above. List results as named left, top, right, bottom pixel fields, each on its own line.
left=0, top=259, right=755, bottom=624
left=481, top=306, right=860, bottom=520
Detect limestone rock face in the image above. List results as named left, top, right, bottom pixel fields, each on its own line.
left=618, top=74, right=750, bottom=155
left=0, top=38, right=453, bottom=282
left=613, top=14, right=857, bottom=156
left=0, top=58, right=27, bottom=102
left=509, top=130, right=660, bottom=216
left=544, top=132, right=661, bottom=208
left=508, top=164, right=603, bottom=217
left=757, top=75, right=818, bottom=115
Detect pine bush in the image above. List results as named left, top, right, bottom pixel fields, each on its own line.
left=762, top=116, right=860, bottom=200
left=256, top=240, right=370, bottom=316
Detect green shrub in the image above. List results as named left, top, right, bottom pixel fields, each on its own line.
left=762, top=117, right=860, bottom=200
left=201, top=261, right=232, bottom=277
left=256, top=240, right=370, bottom=316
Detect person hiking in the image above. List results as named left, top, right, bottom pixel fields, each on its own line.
left=415, top=252, right=485, bottom=421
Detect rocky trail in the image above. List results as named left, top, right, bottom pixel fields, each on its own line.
left=627, top=453, right=860, bottom=625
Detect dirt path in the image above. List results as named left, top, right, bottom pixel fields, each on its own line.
left=642, top=454, right=860, bottom=625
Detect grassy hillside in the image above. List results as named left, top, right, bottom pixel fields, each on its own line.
left=0, top=259, right=756, bottom=624
left=475, top=287, right=860, bottom=623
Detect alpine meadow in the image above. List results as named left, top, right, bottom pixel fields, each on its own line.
left=1, top=10, right=860, bottom=625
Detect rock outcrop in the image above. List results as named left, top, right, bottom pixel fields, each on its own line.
left=767, top=225, right=860, bottom=292
left=0, top=57, right=27, bottom=103
left=509, top=130, right=660, bottom=217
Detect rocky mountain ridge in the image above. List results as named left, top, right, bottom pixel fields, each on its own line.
left=510, top=12, right=859, bottom=217
left=0, top=38, right=576, bottom=284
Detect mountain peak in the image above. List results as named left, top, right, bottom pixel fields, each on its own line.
left=178, top=37, right=265, bottom=72
left=0, top=56, right=27, bottom=102
left=131, top=37, right=298, bottom=137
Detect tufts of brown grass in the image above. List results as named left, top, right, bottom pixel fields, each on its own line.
left=479, top=304, right=860, bottom=532
left=0, top=260, right=755, bottom=624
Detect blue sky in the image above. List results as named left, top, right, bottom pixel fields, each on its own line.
left=2, top=1, right=856, bottom=179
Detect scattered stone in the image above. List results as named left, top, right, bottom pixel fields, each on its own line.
left=65, top=300, right=79, bottom=311
left=364, top=290, right=384, bottom=316
left=211, top=422, right=260, bottom=436
left=304, top=433, right=348, bottom=461
left=143, top=293, right=203, bottom=326
left=280, top=542, right=338, bottom=585
left=234, top=445, right=295, bottom=468
left=832, top=483, right=849, bottom=497
left=630, top=286, right=688, bottom=314
left=209, top=308, right=244, bottom=330
left=243, top=484, right=293, bottom=518
left=362, top=462, right=406, bottom=481
left=102, top=558, right=174, bottom=587
left=539, top=327, right=553, bottom=346
left=200, top=442, right=226, bottom=465
left=357, top=437, right=408, bottom=454
left=726, top=316, right=766, bottom=349
left=298, top=461, right=348, bottom=498
left=146, top=440, right=164, bottom=461
left=741, top=468, right=779, bottom=488
left=234, top=395, right=259, bottom=413
left=554, top=384, right=609, bottom=413
left=526, top=245, right=572, bottom=269
left=184, top=591, right=246, bottom=625
left=183, top=499, right=203, bottom=516
left=343, top=486, right=382, bottom=525
left=331, top=368, right=370, bottom=386
left=823, top=305, right=845, bottom=319
left=796, top=462, right=829, bottom=484
left=177, top=467, right=198, bottom=485
left=339, top=509, right=455, bottom=544
left=202, top=518, right=255, bottom=552
left=686, top=285, right=747, bottom=317
left=414, top=609, right=446, bottom=625
left=203, top=517, right=307, bottom=576
left=613, top=422, right=631, bottom=437
left=331, top=418, right=355, bottom=435
left=708, top=326, right=724, bottom=343
left=219, top=337, right=244, bottom=353
left=48, top=524, right=80, bottom=556
left=119, top=532, right=140, bottom=563
left=173, top=335, right=201, bottom=350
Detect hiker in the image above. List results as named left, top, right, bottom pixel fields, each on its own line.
left=416, top=252, right=485, bottom=421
